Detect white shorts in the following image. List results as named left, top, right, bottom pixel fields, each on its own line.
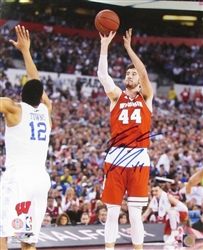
left=0, top=167, right=51, bottom=243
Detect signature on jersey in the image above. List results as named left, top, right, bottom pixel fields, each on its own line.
left=105, top=126, right=162, bottom=175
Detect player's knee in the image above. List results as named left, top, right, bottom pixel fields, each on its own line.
left=128, top=206, right=142, bottom=224
left=106, top=205, right=120, bottom=223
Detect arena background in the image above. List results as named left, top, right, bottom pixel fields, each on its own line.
left=1, top=0, right=203, bottom=249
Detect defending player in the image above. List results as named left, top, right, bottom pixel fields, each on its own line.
left=0, top=26, right=52, bottom=250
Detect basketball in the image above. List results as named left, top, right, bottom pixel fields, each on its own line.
left=94, top=9, right=120, bottom=35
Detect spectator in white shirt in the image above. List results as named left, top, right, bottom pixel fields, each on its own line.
left=156, top=148, right=171, bottom=173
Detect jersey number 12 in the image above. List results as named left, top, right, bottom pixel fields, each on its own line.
left=29, top=121, right=47, bottom=141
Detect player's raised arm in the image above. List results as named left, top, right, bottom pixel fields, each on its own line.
left=123, top=28, right=153, bottom=103
left=97, top=31, right=122, bottom=106
left=9, top=25, right=52, bottom=115
left=9, top=25, right=38, bottom=80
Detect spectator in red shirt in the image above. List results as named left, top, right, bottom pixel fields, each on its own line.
left=180, top=88, right=190, bottom=103
left=167, top=182, right=183, bottom=201
left=193, top=89, right=203, bottom=102
left=46, top=196, right=60, bottom=223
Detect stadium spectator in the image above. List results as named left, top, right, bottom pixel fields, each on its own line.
left=46, top=196, right=60, bottom=223
left=118, top=212, right=129, bottom=225
left=66, top=201, right=83, bottom=225
left=63, top=186, right=79, bottom=211
left=56, top=213, right=71, bottom=226
left=167, top=182, right=183, bottom=201
left=94, top=207, right=107, bottom=225
left=55, top=195, right=64, bottom=214
left=42, top=214, right=53, bottom=227
left=180, top=88, right=190, bottom=103
left=80, top=212, right=90, bottom=225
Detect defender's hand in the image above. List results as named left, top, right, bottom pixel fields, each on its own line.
left=9, top=25, right=30, bottom=53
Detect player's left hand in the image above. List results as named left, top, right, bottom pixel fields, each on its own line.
left=9, top=25, right=30, bottom=53
left=123, top=28, right=132, bottom=50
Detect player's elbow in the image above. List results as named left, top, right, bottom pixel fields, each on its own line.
left=97, top=71, right=109, bottom=85
left=97, top=70, right=107, bottom=80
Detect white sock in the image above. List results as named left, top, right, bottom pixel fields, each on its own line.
left=105, top=248, right=114, bottom=250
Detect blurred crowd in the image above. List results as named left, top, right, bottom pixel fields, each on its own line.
left=2, top=1, right=203, bottom=38
left=1, top=24, right=203, bottom=86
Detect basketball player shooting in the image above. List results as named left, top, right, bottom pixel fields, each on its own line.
left=97, top=28, right=153, bottom=250
left=0, top=25, right=52, bottom=250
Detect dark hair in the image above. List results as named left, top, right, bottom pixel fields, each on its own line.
left=152, top=182, right=161, bottom=188
left=119, top=212, right=128, bottom=220
left=81, top=212, right=89, bottom=217
left=56, top=213, right=70, bottom=226
left=126, top=63, right=135, bottom=71
left=21, top=79, right=43, bottom=106
left=55, top=195, right=62, bottom=200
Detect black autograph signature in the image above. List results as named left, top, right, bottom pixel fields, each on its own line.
left=105, top=126, right=162, bottom=176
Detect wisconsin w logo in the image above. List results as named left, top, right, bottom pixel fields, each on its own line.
left=15, top=201, right=31, bottom=216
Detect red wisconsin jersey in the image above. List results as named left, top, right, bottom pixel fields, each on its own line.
left=167, top=189, right=183, bottom=201
left=110, top=92, right=152, bottom=148
left=46, top=206, right=59, bottom=219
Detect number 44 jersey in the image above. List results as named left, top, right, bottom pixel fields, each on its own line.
left=110, top=91, right=152, bottom=148
left=4, top=102, right=51, bottom=170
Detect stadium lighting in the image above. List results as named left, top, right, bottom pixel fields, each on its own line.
left=180, top=22, right=195, bottom=26
left=19, top=0, right=33, bottom=3
left=163, top=15, right=197, bottom=21
left=87, top=0, right=152, bottom=6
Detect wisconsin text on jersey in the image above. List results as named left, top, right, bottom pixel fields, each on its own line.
left=119, top=101, right=143, bottom=109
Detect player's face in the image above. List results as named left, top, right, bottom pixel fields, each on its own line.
left=125, top=68, right=140, bottom=90
left=152, top=187, right=161, bottom=198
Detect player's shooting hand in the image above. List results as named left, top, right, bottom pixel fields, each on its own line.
left=99, top=31, right=116, bottom=46
left=9, top=25, right=30, bottom=53
left=123, top=28, right=132, bottom=50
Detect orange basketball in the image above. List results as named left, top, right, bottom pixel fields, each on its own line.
left=94, top=9, right=120, bottom=35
